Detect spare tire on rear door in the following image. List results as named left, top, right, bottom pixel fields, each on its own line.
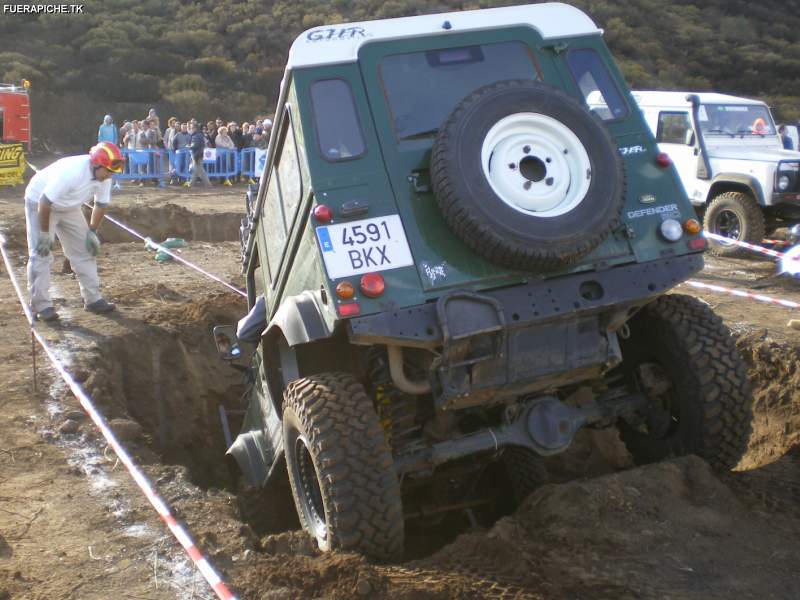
left=430, top=79, right=625, bottom=272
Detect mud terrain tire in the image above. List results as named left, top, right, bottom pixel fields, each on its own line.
left=431, top=79, right=625, bottom=271
left=282, top=372, right=404, bottom=560
left=618, top=294, right=753, bottom=470
left=501, top=447, right=549, bottom=503
left=704, top=191, right=765, bottom=257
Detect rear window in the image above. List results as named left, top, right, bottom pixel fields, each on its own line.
left=380, top=41, right=537, bottom=141
left=567, top=48, right=628, bottom=121
left=310, top=79, right=366, bottom=161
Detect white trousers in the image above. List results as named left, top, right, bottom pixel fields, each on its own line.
left=25, top=200, right=102, bottom=312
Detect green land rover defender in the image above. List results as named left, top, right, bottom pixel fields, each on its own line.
left=217, top=3, right=753, bottom=559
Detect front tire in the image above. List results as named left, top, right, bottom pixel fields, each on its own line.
left=704, top=191, right=765, bottom=257
left=618, top=295, right=753, bottom=470
left=282, top=372, right=404, bottom=560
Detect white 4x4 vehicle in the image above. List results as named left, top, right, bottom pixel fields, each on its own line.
left=634, top=91, right=800, bottom=255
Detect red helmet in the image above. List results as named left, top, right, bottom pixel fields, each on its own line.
left=89, top=141, right=124, bottom=173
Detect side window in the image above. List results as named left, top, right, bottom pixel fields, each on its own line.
left=276, top=119, right=303, bottom=229
left=657, top=112, right=692, bottom=144
left=310, top=79, right=366, bottom=161
left=262, top=168, right=285, bottom=281
left=566, top=48, right=628, bottom=121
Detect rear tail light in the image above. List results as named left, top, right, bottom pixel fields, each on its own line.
left=684, top=219, right=702, bottom=235
left=338, top=303, right=360, bottom=317
left=336, top=281, right=355, bottom=300
left=360, top=273, right=385, bottom=298
left=313, top=204, right=333, bottom=224
left=688, top=238, right=707, bottom=251
left=655, top=152, right=672, bottom=168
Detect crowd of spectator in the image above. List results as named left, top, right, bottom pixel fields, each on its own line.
left=97, top=108, right=274, bottom=186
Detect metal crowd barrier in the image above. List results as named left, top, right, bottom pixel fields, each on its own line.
left=114, top=148, right=261, bottom=184
left=115, top=149, right=165, bottom=183
left=207, top=148, right=238, bottom=181
left=240, top=148, right=256, bottom=178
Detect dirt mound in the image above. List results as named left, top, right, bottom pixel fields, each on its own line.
left=736, top=330, right=800, bottom=468
left=401, top=456, right=799, bottom=600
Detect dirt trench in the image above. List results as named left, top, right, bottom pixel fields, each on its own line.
left=72, top=296, right=245, bottom=491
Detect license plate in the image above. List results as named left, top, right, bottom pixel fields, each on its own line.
left=316, top=215, right=414, bottom=279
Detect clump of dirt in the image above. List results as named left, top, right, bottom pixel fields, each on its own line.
left=736, top=330, right=800, bottom=468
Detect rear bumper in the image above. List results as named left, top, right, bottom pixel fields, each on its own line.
left=348, top=253, right=704, bottom=348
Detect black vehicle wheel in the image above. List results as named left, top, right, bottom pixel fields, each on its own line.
left=430, top=79, right=625, bottom=271
left=501, top=447, right=549, bottom=503
left=618, top=294, right=753, bottom=470
left=704, top=191, right=765, bottom=257
left=282, top=372, right=404, bottom=559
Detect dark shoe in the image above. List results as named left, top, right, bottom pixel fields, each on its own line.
left=35, top=307, right=59, bottom=322
left=84, top=298, right=116, bottom=314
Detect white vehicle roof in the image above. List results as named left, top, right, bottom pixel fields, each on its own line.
left=0, top=83, right=28, bottom=94
left=632, top=91, right=766, bottom=108
left=287, top=3, right=601, bottom=69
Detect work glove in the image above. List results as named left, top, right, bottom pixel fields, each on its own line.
left=35, top=232, right=53, bottom=257
left=85, top=229, right=101, bottom=257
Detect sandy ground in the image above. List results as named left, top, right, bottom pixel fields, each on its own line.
left=0, top=171, right=799, bottom=599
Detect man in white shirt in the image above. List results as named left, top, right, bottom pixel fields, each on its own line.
left=25, top=142, right=123, bottom=321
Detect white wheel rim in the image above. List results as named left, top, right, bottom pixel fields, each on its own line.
left=480, top=112, right=592, bottom=218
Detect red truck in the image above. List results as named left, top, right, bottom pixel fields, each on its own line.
left=0, top=82, right=31, bottom=151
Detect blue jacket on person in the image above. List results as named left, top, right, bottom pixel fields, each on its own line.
left=188, top=131, right=206, bottom=161
left=98, top=123, right=118, bottom=144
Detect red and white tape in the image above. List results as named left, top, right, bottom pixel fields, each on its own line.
left=762, top=238, right=792, bottom=247
left=704, top=231, right=786, bottom=259
left=0, top=233, right=238, bottom=600
left=685, top=279, right=800, bottom=309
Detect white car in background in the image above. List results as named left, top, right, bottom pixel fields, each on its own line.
left=621, top=91, right=800, bottom=256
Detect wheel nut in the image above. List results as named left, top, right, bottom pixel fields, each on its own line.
left=545, top=177, right=554, bottom=186
left=523, top=181, right=532, bottom=190
left=523, top=145, right=531, bottom=154
left=508, top=163, right=516, bottom=170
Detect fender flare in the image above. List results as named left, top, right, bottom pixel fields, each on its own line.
left=263, top=290, right=332, bottom=347
left=708, top=174, right=766, bottom=205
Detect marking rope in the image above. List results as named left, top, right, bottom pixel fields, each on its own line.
left=0, top=233, right=238, bottom=600
left=684, top=279, right=800, bottom=310
left=703, top=231, right=786, bottom=259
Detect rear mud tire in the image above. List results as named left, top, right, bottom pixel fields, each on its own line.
left=501, top=447, right=549, bottom=503
left=704, top=191, right=765, bottom=257
left=282, top=372, right=404, bottom=560
left=618, top=294, right=753, bottom=470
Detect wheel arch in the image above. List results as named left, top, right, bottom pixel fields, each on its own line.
left=264, top=290, right=333, bottom=348
left=707, top=174, right=765, bottom=205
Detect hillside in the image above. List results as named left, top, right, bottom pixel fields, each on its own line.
left=1, top=0, right=799, bottom=149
